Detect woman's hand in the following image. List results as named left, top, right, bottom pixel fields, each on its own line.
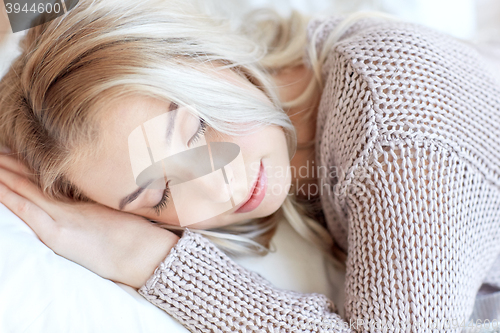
left=0, top=151, right=179, bottom=289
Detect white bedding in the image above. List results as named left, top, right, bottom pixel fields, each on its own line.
left=0, top=202, right=342, bottom=333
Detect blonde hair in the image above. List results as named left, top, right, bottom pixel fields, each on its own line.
left=0, top=0, right=390, bottom=269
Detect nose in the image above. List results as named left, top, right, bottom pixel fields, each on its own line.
left=180, top=167, right=231, bottom=204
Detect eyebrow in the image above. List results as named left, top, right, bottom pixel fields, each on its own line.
left=118, top=102, right=179, bottom=211
left=119, top=179, right=154, bottom=210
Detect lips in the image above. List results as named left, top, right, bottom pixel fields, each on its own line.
left=235, top=161, right=267, bottom=214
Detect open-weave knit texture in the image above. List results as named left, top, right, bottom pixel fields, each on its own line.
left=139, top=230, right=351, bottom=332
left=139, top=17, right=500, bottom=332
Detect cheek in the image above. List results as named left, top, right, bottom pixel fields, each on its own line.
left=235, top=127, right=289, bottom=158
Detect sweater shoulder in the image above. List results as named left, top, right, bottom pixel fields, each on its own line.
left=310, top=16, right=500, bottom=190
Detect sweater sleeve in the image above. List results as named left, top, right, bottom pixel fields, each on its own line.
left=339, top=140, right=500, bottom=332
left=137, top=229, right=353, bottom=333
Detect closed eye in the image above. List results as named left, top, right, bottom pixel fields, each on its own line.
left=152, top=184, right=170, bottom=216
left=188, top=118, right=207, bottom=147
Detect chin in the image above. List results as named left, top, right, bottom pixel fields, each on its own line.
left=255, top=191, right=289, bottom=219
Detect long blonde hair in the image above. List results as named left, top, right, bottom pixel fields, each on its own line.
left=0, top=0, right=385, bottom=269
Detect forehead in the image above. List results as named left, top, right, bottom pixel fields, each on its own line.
left=66, top=95, right=172, bottom=197
left=102, top=95, right=171, bottom=139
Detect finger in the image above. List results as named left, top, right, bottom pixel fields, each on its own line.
left=0, top=154, right=34, bottom=179
left=0, top=164, right=55, bottom=212
left=0, top=182, right=58, bottom=244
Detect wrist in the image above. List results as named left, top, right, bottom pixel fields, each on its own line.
left=121, top=224, right=179, bottom=289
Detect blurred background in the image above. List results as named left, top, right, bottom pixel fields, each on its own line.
left=0, top=0, right=500, bottom=81
left=214, top=0, right=500, bottom=42
left=2, top=0, right=500, bottom=39
left=1, top=0, right=500, bottom=82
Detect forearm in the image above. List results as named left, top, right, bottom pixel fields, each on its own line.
left=138, top=230, right=352, bottom=333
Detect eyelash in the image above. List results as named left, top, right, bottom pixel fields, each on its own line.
left=151, top=118, right=207, bottom=215
left=152, top=185, right=171, bottom=216
left=188, top=118, right=207, bottom=146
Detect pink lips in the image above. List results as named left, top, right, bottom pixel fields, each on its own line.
left=235, top=161, right=267, bottom=214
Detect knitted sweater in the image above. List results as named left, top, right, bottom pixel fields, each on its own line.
left=138, top=16, right=500, bottom=332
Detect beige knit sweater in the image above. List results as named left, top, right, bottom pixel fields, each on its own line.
left=138, top=16, right=500, bottom=332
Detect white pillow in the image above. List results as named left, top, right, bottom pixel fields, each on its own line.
left=0, top=203, right=190, bottom=333
left=0, top=33, right=23, bottom=78
left=0, top=201, right=345, bottom=333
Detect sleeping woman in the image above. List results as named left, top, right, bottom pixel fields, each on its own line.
left=1, top=0, right=500, bottom=331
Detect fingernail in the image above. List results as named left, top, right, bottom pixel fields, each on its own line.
left=0, top=146, right=11, bottom=154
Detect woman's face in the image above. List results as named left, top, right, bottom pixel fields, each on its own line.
left=66, top=74, right=291, bottom=229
